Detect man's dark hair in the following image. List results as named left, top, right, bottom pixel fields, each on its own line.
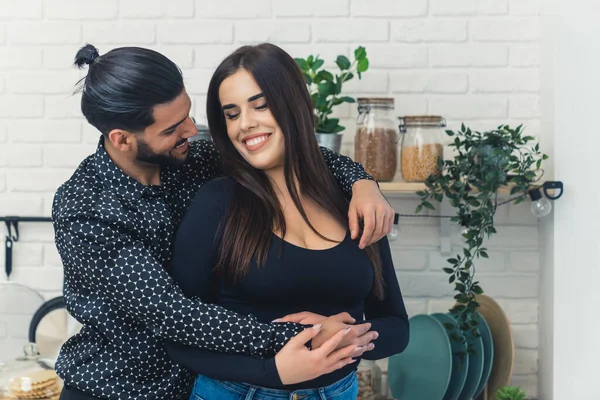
left=74, top=43, right=184, bottom=136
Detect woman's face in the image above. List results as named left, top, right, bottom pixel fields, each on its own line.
left=218, top=68, right=285, bottom=172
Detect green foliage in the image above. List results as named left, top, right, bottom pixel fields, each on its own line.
left=495, top=385, right=528, bottom=400
left=416, top=124, right=547, bottom=355
left=295, top=46, right=369, bottom=133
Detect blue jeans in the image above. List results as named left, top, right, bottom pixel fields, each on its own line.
left=189, top=372, right=358, bottom=400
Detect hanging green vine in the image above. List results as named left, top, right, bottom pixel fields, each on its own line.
left=416, top=124, right=547, bottom=357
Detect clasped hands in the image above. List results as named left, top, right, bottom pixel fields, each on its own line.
left=273, top=311, right=378, bottom=385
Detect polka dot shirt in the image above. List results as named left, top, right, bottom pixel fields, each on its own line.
left=51, top=137, right=373, bottom=400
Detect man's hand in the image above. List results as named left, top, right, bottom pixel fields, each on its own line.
left=275, top=324, right=360, bottom=385
left=349, top=180, right=394, bottom=249
left=275, top=311, right=378, bottom=354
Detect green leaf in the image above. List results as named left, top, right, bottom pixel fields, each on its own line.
left=332, top=124, right=345, bottom=133
left=357, top=58, right=369, bottom=73
left=317, top=70, right=334, bottom=82
left=317, top=81, right=336, bottom=97
left=479, top=251, right=489, bottom=258
left=321, top=118, right=340, bottom=132
left=423, top=201, right=435, bottom=210
left=467, top=198, right=481, bottom=207
left=335, top=55, right=351, bottom=70
left=339, top=96, right=355, bottom=103
left=302, top=72, right=312, bottom=85
left=354, top=46, right=367, bottom=60
left=341, top=72, right=355, bottom=82
left=295, top=58, right=308, bottom=70
left=312, top=58, right=324, bottom=71
left=447, top=258, right=458, bottom=264
left=415, top=204, right=423, bottom=214
left=307, top=55, right=314, bottom=64
left=473, top=285, right=484, bottom=294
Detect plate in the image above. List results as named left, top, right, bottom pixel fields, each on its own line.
left=475, top=294, right=515, bottom=397
left=474, top=313, right=494, bottom=397
left=457, top=321, right=484, bottom=400
left=431, top=313, right=469, bottom=400
left=388, top=314, right=452, bottom=400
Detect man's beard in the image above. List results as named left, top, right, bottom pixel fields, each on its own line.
left=136, top=137, right=186, bottom=167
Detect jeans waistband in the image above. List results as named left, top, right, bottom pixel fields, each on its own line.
left=196, top=371, right=357, bottom=399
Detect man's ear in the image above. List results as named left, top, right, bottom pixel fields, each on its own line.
left=107, top=129, right=136, bottom=152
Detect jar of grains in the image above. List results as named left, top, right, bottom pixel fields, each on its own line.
left=356, top=360, right=382, bottom=400
left=354, top=98, right=398, bottom=182
left=398, top=116, right=446, bottom=182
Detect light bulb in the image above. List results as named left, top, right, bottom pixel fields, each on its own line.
left=530, top=197, right=552, bottom=218
left=528, top=188, right=552, bottom=218
left=388, top=225, right=399, bottom=241
left=387, top=213, right=400, bottom=241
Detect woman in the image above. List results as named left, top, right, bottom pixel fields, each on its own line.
left=166, top=43, right=409, bottom=400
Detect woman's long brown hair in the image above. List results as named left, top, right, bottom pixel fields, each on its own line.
left=206, top=43, right=384, bottom=299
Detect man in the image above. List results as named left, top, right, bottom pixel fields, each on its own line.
left=53, top=44, right=395, bottom=400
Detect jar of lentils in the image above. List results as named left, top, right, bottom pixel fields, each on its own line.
left=354, top=98, right=398, bottom=182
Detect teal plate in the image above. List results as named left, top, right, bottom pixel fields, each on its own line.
left=457, top=321, right=484, bottom=400
left=474, top=313, right=494, bottom=397
left=431, top=313, right=469, bottom=400
left=388, top=314, right=452, bottom=400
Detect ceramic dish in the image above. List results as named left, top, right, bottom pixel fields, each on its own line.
left=388, top=314, right=452, bottom=400
left=474, top=313, right=494, bottom=397
left=431, top=313, right=470, bottom=400
left=475, top=294, right=515, bottom=397
left=457, top=322, right=484, bottom=400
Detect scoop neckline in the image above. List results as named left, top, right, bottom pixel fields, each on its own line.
left=271, top=229, right=350, bottom=252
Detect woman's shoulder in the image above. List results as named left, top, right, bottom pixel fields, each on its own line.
left=184, top=177, right=236, bottom=221
left=192, top=176, right=237, bottom=206
left=199, top=176, right=237, bottom=195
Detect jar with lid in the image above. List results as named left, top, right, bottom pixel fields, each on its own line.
left=0, top=343, right=62, bottom=399
left=398, top=116, right=446, bottom=182
left=354, top=98, right=398, bottom=182
left=356, top=359, right=382, bottom=400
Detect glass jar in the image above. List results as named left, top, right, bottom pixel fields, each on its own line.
left=354, top=98, right=398, bottom=182
left=0, top=343, right=61, bottom=399
left=356, top=359, right=382, bottom=400
left=398, top=116, right=446, bottom=182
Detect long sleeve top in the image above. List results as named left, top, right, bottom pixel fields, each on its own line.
left=165, top=177, right=409, bottom=391
left=51, top=137, right=373, bottom=400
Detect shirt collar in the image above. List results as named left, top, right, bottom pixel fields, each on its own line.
left=92, top=136, right=147, bottom=203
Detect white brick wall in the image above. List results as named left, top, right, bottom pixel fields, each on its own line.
left=0, top=1, right=542, bottom=397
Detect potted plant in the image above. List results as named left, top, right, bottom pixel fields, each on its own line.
left=416, top=124, right=548, bottom=354
left=295, top=46, right=369, bottom=152
left=495, top=385, right=528, bottom=400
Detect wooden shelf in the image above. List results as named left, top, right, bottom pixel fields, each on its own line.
left=379, top=180, right=544, bottom=195
left=379, top=181, right=426, bottom=194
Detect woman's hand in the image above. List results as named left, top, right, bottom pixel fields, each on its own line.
left=275, top=312, right=378, bottom=354
left=349, top=180, right=394, bottom=249
left=274, top=324, right=361, bottom=385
